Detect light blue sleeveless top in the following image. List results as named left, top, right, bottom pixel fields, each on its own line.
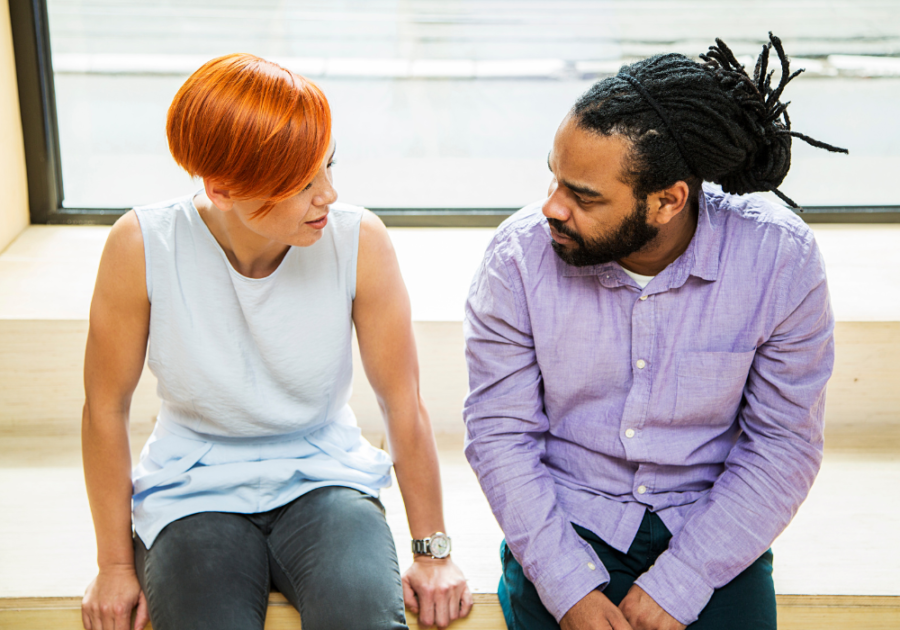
left=131, top=195, right=393, bottom=547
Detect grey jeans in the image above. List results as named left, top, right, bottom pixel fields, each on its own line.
left=134, top=486, right=408, bottom=630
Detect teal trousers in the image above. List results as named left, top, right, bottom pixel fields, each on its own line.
left=498, top=510, right=776, bottom=630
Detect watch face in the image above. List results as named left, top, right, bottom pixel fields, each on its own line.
left=429, top=534, right=451, bottom=559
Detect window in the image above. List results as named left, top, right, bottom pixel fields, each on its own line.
left=13, top=1, right=900, bottom=225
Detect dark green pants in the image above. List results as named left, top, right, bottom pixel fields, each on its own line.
left=498, top=511, right=776, bottom=630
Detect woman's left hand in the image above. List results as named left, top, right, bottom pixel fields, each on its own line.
left=402, top=556, right=473, bottom=628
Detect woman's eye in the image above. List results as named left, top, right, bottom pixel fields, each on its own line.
left=327, top=160, right=337, bottom=168
left=302, top=181, right=313, bottom=192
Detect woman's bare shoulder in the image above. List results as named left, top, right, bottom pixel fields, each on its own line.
left=354, top=208, right=405, bottom=306
left=93, top=210, right=148, bottom=309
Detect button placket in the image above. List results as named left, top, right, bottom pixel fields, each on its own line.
left=625, top=288, right=657, bottom=462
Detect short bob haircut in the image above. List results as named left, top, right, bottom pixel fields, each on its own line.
left=167, top=53, right=331, bottom=214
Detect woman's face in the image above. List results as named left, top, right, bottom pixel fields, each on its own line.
left=227, top=140, right=338, bottom=248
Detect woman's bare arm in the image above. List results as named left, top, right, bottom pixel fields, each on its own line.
left=81, top=211, right=151, bottom=630
left=352, top=211, right=472, bottom=629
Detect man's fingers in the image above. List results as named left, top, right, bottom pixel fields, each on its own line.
left=402, top=579, right=419, bottom=613
left=81, top=607, right=93, bottom=630
left=133, top=591, right=149, bottom=630
left=609, top=605, right=635, bottom=630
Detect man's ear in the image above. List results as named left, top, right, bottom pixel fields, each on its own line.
left=204, top=179, right=234, bottom=212
left=650, top=180, right=691, bottom=226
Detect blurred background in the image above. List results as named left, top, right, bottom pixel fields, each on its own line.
left=46, top=0, right=900, bottom=211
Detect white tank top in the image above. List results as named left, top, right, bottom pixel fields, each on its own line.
left=136, top=194, right=361, bottom=437
left=131, top=194, right=393, bottom=547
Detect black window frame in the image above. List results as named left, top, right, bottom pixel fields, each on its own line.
left=10, top=0, right=900, bottom=227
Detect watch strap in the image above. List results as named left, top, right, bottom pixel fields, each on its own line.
left=411, top=538, right=432, bottom=555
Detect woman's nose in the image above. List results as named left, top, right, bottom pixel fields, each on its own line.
left=314, top=182, right=338, bottom=206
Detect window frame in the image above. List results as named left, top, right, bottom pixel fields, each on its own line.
left=10, top=0, right=900, bottom=227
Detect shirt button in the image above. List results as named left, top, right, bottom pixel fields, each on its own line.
left=639, top=295, right=648, bottom=301
left=587, top=562, right=596, bottom=571
left=625, top=429, right=635, bottom=438
left=636, top=359, right=646, bottom=369
left=637, top=485, right=647, bottom=494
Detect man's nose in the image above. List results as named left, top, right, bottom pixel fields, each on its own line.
left=542, top=187, right=571, bottom=223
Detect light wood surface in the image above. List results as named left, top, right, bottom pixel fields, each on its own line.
left=1, top=447, right=898, bottom=600
left=2, top=594, right=898, bottom=630
left=2, top=319, right=898, bottom=449
left=2, top=224, right=899, bottom=323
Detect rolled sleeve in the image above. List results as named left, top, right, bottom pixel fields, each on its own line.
left=463, top=239, right=605, bottom=621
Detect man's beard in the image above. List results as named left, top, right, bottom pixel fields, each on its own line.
left=549, top=197, right=659, bottom=267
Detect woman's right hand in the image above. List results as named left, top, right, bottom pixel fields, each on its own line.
left=82, top=567, right=149, bottom=630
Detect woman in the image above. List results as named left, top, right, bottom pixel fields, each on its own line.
left=80, top=53, right=471, bottom=630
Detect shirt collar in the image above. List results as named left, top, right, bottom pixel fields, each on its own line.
left=559, top=188, right=722, bottom=286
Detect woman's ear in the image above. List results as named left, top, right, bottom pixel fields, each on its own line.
left=650, top=180, right=691, bottom=226
left=203, top=179, right=235, bottom=212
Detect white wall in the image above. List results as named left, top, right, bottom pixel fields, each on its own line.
left=0, top=0, right=29, bottom=253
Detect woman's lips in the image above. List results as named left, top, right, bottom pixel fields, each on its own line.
left=306, top=213, right=328, bottom=229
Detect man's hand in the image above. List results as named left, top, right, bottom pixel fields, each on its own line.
left=402, top=556, right=473, bottom=628
left=560, top=589, right=634, bottom=630
left=618, top=585, right=686, bottom=630
left=82, top=566, right=149, bottom=630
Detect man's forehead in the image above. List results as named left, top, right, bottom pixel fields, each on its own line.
left=550, top=120, right=631, bottom=191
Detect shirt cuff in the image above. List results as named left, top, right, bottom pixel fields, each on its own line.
left=528, top=540, right=608, bottom=622
left=634, top=550, right=714, bottom=626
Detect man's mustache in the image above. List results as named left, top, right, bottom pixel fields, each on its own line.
left=547, top=218, right=583, bottom=243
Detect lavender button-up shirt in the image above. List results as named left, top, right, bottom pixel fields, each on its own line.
left=463, top=185, right=834, bottom=625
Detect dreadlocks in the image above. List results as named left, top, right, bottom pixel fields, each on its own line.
left=572, top=32, right=848, bottom=209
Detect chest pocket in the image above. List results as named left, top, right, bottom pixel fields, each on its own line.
left=672, top=350, right=756, bottom=426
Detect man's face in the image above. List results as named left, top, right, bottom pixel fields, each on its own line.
left=543, top=117, right=659, bottom=267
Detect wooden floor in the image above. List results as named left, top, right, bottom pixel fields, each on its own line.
left=1, top=224, right=899, bottom=628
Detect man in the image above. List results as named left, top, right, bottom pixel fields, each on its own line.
left=463, top=34, right=846, bottom=630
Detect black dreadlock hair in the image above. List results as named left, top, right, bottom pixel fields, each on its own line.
left=572, top=32, right=848, bottom=209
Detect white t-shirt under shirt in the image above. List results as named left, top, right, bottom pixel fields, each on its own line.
left=621, top=265, right=655, bottom=289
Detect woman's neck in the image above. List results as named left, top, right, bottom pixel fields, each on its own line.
left=194, top=193, right=290, bottom=279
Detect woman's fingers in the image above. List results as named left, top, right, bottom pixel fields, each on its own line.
left=416, top=584, right=436, bottom=627
left=433, top=584, right=451, bottom=628
left=459, top=583, right=474, bottom=618
left=133, top=591, right=149, bottom=630
left=116, top=603, right=132, bottom=630
left=447, top=583, right=463, bottom=622
left=402, top=576, right=420, bottom=613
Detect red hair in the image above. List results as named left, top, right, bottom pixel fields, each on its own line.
left=167, top=53, right=331, bottom=212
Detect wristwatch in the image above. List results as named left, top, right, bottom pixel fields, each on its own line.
left=411, top=532, right=452, bottom=559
